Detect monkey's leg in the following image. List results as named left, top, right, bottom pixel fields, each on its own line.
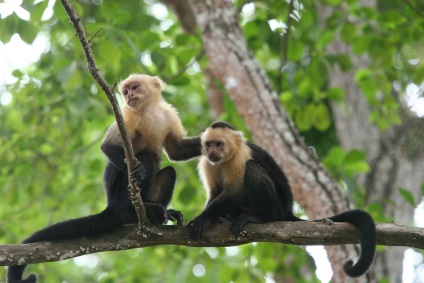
left=145, top=166, right=183, bottom=224
left=149, top=166, right=176, bottom=206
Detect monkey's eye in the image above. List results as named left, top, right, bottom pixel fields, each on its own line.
left=205, top=142, right=212, bottom=148
left=216, top=141, right=223, bottom=147
left=123, top=90, right=128, bottom=95
left=132, top=85, right=138, bottom=90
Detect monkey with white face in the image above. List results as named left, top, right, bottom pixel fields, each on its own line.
left=8, top=74, right=201, bottom=283
left=188, top=121, right=376, bottom=278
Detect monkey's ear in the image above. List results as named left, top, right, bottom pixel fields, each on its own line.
left=153, top=76, right=167, bottom=91
left=234, top=131, right=245, bottom=146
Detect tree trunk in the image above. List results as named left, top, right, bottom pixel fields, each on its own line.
left=319, top=2, right=424, bottom=282
left=184, top=0, right=362, bottom=281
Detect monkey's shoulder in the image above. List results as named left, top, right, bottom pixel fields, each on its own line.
left=244, top=160, right=272, bottom=182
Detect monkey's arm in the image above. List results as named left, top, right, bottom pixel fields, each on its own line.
left=188, top=188, right=245, bottom=240
left=100, top=123, right=128, bottom=172
left=164, top=135, right=202, bottom=161
left=101, top=123, right=146, bottom=182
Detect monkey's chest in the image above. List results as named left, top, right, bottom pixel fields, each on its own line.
left=127, top=113, right=169, bottom=154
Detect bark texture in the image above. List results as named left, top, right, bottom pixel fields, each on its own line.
left=319, top=1, right=424, bottom=282
left=1, top=222, right=422, bottom=266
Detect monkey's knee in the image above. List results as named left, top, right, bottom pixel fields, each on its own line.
left=159, top=166, right=176, bottom=179
left=144, top=166, right=176, bottom=206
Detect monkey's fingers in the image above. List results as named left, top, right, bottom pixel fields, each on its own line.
left=230, top=215, right=249, bottom=236
left=130, top=159, right=146, bottom=183
left=187, top=217, right=205, bottom=241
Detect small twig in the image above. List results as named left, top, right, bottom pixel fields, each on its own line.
left=276, top=0, right=295, bottom=94
left=164, top=49, right=205, bottom=82
left=88, top=27, right=103, bottom=43
left=60, top=0, right=150, bottom=233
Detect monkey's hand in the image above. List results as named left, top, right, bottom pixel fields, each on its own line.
left=129, top=159, right=146, bottom=184
left=166, top=209, right=184, bottom=225
left=186, top=216, right=207, bottom=241
left=230, top=214, right=249, bottom=236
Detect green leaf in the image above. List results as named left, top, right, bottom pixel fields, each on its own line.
left=17, top=20, right=39, bottom=44
left=170, top=75, right=190, bottom=86
left=322, top=0, right=341, bottom=5
left=295, top=104, right=314, bottom=131
left=398, top=188, right=415, bottom=207
left=288, top=40, right=304, bottom=61
left=344, top=149, right=367, bottom=163
left=355, top=69, right=377, bottom=103
left=323, top=146, right=345, bottom=168
left=30, top=0, right=49, bottom=22
left=344, top=161, right=370, bottom=176
left=175, top=34, right=192, bottom=46
left=0, top=15, right=17, bottom=43
left=340, top=23, right=356, bottom=43
left=316, top=31, right=334, bottom=51
left=280, top=91, right=293, bottom=103
left=312, top=103, right=331, bottom=132
left=327, top=54, right=353, bottom=71
left=40, top=143, right=54, bottom=155
left=151, top=51, right=166, bottom=71
left=352, top=35, right=371, bottom=55
left=327, top=87, right=345, bottom=102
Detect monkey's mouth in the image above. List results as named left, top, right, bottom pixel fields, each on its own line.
left=127, top=98, right=140, bottom=105
left=208, top=154, right=221, bottom=163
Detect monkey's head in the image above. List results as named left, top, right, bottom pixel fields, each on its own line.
left=118, top=74, right=166, bottom=110
left=201, top=121, right=244, bottom=165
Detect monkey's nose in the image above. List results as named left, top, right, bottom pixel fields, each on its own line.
left=208, top=153, right=221, bottom=162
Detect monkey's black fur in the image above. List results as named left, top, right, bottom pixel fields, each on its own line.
left=8, top=139, right=200, bottom=283
left=188, top=121, right=376, bottom=278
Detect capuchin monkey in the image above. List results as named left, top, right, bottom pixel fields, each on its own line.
left=8, top=74, right=201, bottom=283
left=187, top=121, right=376, bottom=278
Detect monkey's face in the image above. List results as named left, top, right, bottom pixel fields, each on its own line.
left=121, top=82, right=147, bottom=109
left=119, top=75, right=163, bottom=110
left=201, top=127, right=244, bottom=165
left=204, top=139, right=226, bottom=164
left=203, top=138, right=237, bottom=166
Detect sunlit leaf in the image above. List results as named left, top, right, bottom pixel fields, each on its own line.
left=398, top=188, right=415, bottom=207
left=312, top=103, right=331, bottom=132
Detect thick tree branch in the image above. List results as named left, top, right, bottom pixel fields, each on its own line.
left=59, top=0, right=150, bottom=231
left=0, top=222, right=422, bottom=266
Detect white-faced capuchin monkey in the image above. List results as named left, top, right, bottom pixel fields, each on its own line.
left=8, top=74, right=201, bottom=283
left=187, top=121, right=376, bottom=278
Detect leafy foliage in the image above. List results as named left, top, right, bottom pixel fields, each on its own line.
left=1, top=0, right=423, bottom=281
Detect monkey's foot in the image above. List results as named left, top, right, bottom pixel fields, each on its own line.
left=166, top=209, right=184, bottom=225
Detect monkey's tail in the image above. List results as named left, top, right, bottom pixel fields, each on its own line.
left=7, top=207, right=128, bottom=283
left=318, top=209, right=376, bottom=278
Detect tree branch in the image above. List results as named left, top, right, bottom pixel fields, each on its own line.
left=0, top=222, right=422, bottom=266
left=59, top=0, right=150, bottom=231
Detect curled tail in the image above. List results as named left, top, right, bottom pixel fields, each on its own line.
left=324, top=209, right=376, bottom=277
left=7, top=208, right=126, bottom=283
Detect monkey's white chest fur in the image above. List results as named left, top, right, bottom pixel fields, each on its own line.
left=123, top=102, right=174, bottom=155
